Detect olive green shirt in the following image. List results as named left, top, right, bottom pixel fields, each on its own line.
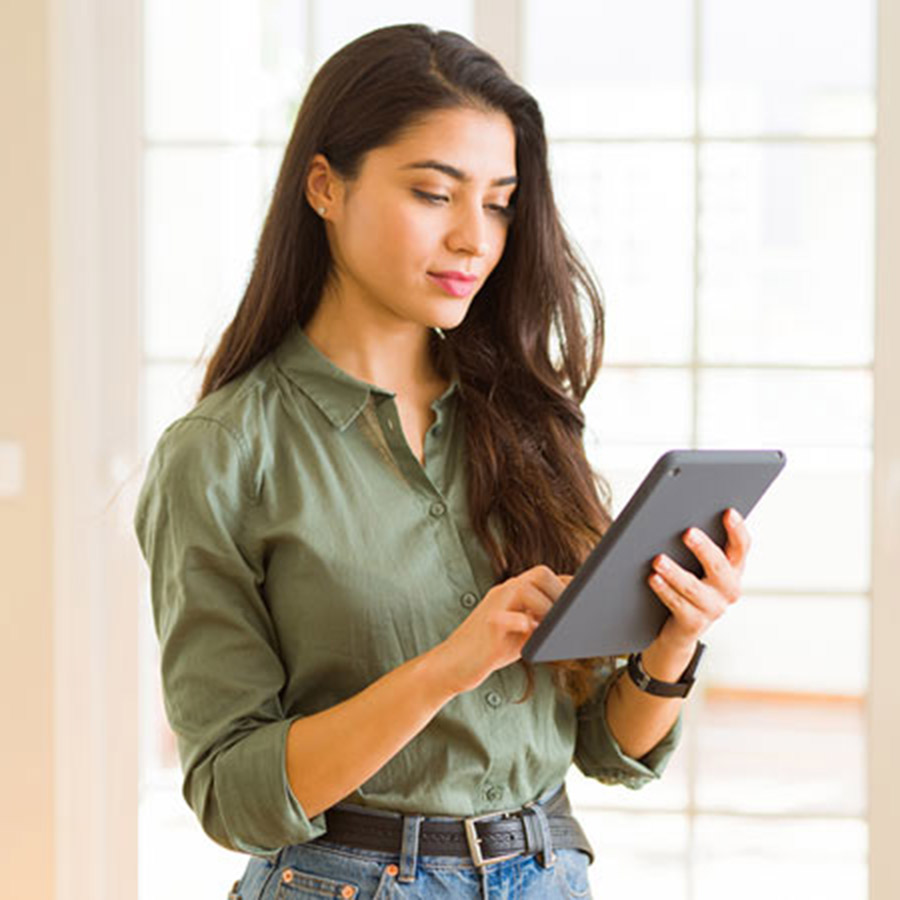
left=133, top=323, right=683, bottom=857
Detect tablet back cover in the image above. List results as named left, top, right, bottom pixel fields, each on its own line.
left=521, top=449, right=786, bottom=662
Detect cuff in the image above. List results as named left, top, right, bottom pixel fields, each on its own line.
left=574, top=666, right=684, bottom=789
left=212, top=715, right=328, bottom=855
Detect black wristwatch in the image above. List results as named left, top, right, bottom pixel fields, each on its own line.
left=626, top=641, right=707, bottom=698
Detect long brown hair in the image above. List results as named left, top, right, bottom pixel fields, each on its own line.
left=198, top=23, right=624, bottom=707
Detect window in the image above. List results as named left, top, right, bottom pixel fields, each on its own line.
left=135, top=3, right=879, bottom=898
left=522, top=1, right=873, bottom=896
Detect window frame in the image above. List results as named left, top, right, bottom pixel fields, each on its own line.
left=50, top=1, right=898, bottom=897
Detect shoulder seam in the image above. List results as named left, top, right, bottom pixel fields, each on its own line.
left=169, top=415, right=258, bottom=504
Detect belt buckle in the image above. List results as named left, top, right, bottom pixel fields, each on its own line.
left=462, top=807, right=524, bottom=871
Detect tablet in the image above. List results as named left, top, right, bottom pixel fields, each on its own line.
left=520, top=448, right=787, bottom=663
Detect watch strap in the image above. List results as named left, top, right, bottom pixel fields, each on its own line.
left=626, top=640, right=707, bottom=698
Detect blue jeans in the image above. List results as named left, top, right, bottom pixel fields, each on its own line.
left=228, top=785, right=593, bottom=899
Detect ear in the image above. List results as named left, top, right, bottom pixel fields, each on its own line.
left=305, top=153, right=343, bottom=218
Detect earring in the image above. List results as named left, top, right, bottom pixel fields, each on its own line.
left=433, top=326, right=446, bottom=340
left=316, top=206, right=326, bottom=216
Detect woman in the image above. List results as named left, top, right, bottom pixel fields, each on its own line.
left=134, top=23, right=751, bottom=900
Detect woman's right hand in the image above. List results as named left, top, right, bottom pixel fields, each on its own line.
left=431, top=565, right=573, bottom=695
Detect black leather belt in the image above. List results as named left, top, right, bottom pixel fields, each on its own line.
left=315, top=783, right=594, bottom=871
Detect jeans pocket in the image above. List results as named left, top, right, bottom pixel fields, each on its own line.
left=552, top=848, right=593, bottom=899
left=273, top=864, right=361, bottom=899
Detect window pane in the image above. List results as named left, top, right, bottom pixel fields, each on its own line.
left=141, top=362, right=205, bottom=457
left=572, top=809, right=689, bottom=898
left=144, top=147, right=267, bottom=360
left=734, top=446, right=870, bottom=593
left=693, top=815, right=867, bottom=898
left=144, top=0, right=308, bottom=142
left=312, top=1, right=473, bottom=67
left=694, top=696, right=865, bottom=821
left=524, top=0, right=694, bottom=138
left=550, top=143, right=695, bottom=364
left=706, top=594, right=869, bottom=696
left=698, top=143, right=874, bottom=365
left=699, top=370, right=872, bottom=449
left=701, top=0, right=876, bottom=136
left=139, top=767, right=245, bottom=900
left=584, top=369, right=693, bottom=448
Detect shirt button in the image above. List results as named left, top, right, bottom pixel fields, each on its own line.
left=485, top=690, right=503, bottom=708
left=486, top=785, right=504, bottom=803
left=430, top=501, right=446, bottom=517
left=461, top=592, right=478, bottom=609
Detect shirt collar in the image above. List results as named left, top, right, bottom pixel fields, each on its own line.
left=273, top=323, right=460, bottom=431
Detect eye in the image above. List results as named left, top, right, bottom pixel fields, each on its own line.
left=413, top=189, right=515, bottom=220
left=412, top=189, right=449, bottom=204
left=486, top=203, right=515, bottom=220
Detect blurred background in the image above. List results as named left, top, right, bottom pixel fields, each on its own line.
left=2, top=1, right=898, bottom=899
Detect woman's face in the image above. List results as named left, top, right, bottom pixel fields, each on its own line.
left=309, top=106, right=517, bottom=333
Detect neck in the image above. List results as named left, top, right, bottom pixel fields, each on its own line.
left=303, top=284, right=441, bottom=394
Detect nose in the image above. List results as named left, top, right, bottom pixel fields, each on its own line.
left=447, top=201, right=490, bottom=258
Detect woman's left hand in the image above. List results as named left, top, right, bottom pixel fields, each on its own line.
left=649, top=508, right=752, bottom=649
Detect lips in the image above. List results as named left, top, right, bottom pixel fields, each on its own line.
left=427, top=272, right=478, bottom=298
left=430, top=270, right=478, bottom=282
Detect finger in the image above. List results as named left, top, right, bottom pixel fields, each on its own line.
left=647, top=573, right=706, bottom=633
left=516, top=583, right=555, bottom=620
left=682, top=526, right=731, bottom=584
left=723, top=508, right=752, bottom=570
left=494, top=610, right=537, bottom=635
left=681, top=527, right=742, bottom=602
left=523, top=564, right=567, bottom=601
left=650, top=569, right=729, bottom=629
left=651, top=554, right=720, bottom=614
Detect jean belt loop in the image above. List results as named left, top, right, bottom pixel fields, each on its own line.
left=397, top=813, right=423, bottom=883
left=522, top=798, right=556, bottom=869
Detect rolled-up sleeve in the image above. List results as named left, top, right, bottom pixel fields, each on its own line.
left=573, top=663, right=684, bottom=789
left=133, top=415, right=327, bottom=855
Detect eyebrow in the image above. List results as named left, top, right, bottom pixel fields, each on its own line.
left=400, top=159, right=518, bottom=187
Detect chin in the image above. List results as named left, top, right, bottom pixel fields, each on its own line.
left=431, top=304, right=474, bottom=332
